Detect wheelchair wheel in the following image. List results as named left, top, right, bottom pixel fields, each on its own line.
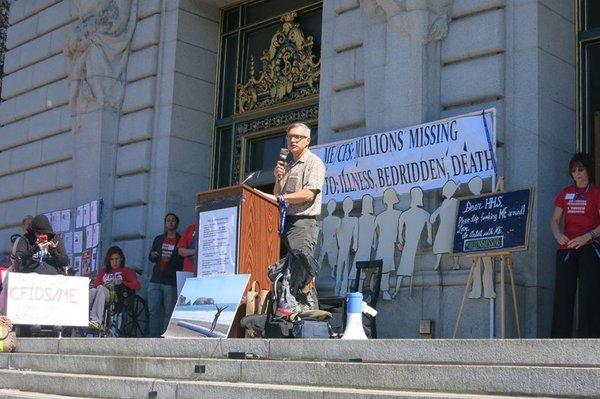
left=118, top=295, right=149, bottom=337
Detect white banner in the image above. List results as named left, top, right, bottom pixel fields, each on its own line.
left=312, top=109, right=496, bottom=202
left=6, top=273, right=90, bottom=326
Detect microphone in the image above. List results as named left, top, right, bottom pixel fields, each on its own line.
left=278, top=148, right=289, bottom=163
left=241, top=170, right=261, bottom=185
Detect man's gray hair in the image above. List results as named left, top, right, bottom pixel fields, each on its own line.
left=286, top=122, right=311, bottom=138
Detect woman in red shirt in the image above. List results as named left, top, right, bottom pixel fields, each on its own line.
left=89, top=246, right=141, bottom=329
left=550, top=153, right=600, bottom=337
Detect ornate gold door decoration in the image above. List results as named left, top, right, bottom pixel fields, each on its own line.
left=237, top=11, right=320, bottom=114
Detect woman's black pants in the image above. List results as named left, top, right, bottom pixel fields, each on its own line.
left=552, top=245, right=600, bottom=338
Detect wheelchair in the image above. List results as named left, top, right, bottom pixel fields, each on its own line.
left=89, top=285, right=149, bottom=338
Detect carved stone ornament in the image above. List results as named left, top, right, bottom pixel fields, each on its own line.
left=63, top=0, right=138, bottom=117
left=236, top=11, right=320, bottom=114
left=371, top=0, right=453, bottom=43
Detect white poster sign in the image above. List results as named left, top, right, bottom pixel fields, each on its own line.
left=197, top=207, right=238, bottom=277
left=311, top=109, right=496, bottom=202
left=6, top=273, right=89, bottom=326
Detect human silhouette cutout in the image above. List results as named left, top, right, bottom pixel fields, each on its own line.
left=374, top=188, right=402, bottom=301
left=394, top=186, right=432, bottom=299
left=467, top=176, right=496, bottom=299
left=430, top=180, right=460, bottom=271
left=335, top=197, right=358, bottom=296
left=349, top=194, right=377, bottom=291
left=319, top=199, right=341, bottom=278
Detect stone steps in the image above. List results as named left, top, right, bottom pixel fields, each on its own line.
left=0, top=371, right=564, bottom=399
left=16, top=337, right=600, bottom=365
left=0, top=389, right=102, bottom=399
left=1, top=352, right=598, bottom=397
left=3, top=337, right=600, bottom=398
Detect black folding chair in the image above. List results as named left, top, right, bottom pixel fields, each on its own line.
left=350, top=259, right=383, bottom=338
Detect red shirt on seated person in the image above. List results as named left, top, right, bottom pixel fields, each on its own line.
left=89, top=246, right=140, bottom=328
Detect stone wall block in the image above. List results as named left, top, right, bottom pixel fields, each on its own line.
left=0, top=151, right=8, bottom=173
left=3, top=53, right=68, bottom=100
left=175, top=41, right=217, bottom=83
left=540, top=0, right=574, bottom=23
left=36, top=188, right=72, bottom=215
left=179, top=0, right=220, bottom=22
left=113, top=238, right=146, bottom=270
left=0, top=119, right=30, bottom=152
left=452, top=0, right=506, bottom=19
left=0, top=173, right=24, bottom=201
left=114, top=173, right=149, bottom=208
left=116, top=141, right=152, bottom=176
left=131, top=14, right=160, bottom=51
left=127, top=45, right=159, bottom=83
left=443, top=9, right=505, bottom=64
left=333, top=7, right=363, bottom=52
left=28, top=105, right=70, bottom=143
left=5, top=23, right=72, bottom=74
left=55, top=159, right=73, bottom=189
left=169, top=138, right=211, bottom=176
left=139, top=0, right=162, bottom=19
left=10, top=141, right=42, bottom=172
left=40, top=131, right=73, bottom=164
left=23, top=163, right=57, bottom=196
left=538, top=4, right=574, bottom=65
left=1, top=197, right=37, bottom=227
left=335, top=0, right=360, bottom=14
left=177, top=9, right=219, bottom=53
left=332, top=50, right=356, bottom=90
left=171, top=105, right=213, bottom=145
left=112, top=206, right=147, bottom=239
left=166, top=169, right=205, bottom=207
left=0, top=78, right=68, bottom=125
left=9, top=0, right=61, bottom=25
left=119, top=109, right=154, bottom=145
left=173, top=73, right=214, bottom=114
left=441, top=54, right=504, bottom=107
left=330, top=86, right=365, bottom=131
left=122, top=77, right=156, bottom=115
left=539, top=51, right=575, bottom=110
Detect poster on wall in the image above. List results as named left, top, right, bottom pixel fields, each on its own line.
left=311, top=109, right=496, bottom=202
left=196, top=206, right=239, bottom=276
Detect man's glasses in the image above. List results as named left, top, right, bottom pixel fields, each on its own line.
left=287, top=134, right=307, bottom=142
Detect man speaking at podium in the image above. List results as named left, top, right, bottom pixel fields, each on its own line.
left=270, top=122, right=325, bottom=258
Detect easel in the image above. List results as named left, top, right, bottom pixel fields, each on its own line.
left=452, top=251, right=521, bottom=338
left=452, top=176, right=523, bottom=339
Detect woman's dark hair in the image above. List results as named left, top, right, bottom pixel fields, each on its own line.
left=568, top=152, right=595, bottom=183
left=164, top=212, right=179, bottom=226
left=104, top=246, right=125, bottom=272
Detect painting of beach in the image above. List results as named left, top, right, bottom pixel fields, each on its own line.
left=163, top=274, right=249, bottom=338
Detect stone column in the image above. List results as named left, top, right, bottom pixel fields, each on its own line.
left=361, top=0, right=452, bottom=131
left=64, top=0, right=138, bottom=246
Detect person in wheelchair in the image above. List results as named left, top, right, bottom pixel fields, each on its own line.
left=89, top=246, right=141, bottom=330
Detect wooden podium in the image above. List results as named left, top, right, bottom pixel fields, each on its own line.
left=196, top=185, right=281, bottom=337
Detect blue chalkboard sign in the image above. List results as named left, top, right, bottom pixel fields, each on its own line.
left=452, top=188, right=534, bottom=254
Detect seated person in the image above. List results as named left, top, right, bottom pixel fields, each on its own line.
left=89, top=246, right=141, bottom=329
left=14, top=214, right=68, bottom=275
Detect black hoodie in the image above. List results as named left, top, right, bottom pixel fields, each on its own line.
left=14, top=214, right=69, bottom=274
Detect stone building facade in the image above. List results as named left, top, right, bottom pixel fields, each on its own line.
left=0, top=0, right=580, bottom=338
